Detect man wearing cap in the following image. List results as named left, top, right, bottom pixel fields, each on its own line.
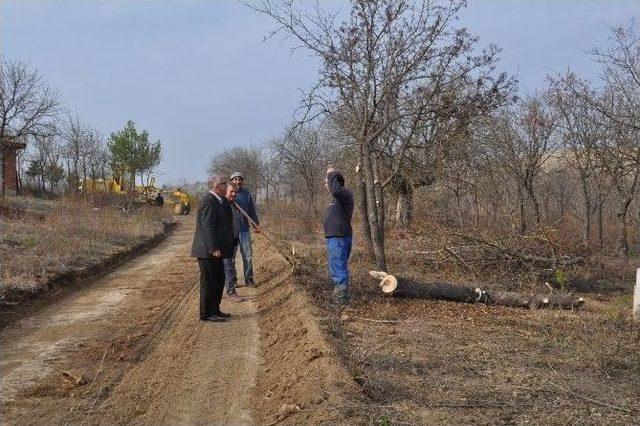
left=230, top=171, right=260, bottom=287
left=190, top=175, right=235, bottom=321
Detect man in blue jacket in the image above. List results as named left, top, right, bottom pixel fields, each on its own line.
left=230, top=171, right=260, bottom=287
left=324, top=165, right=354, bottom=306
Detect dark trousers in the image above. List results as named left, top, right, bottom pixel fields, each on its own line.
left=198, top=257, right=225, bottom=318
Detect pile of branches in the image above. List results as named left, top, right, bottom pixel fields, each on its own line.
left=407, top=225, right=587, bottom=275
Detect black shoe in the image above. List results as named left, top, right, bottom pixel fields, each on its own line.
left=216, top=310, right=231, bottom=318
left=245, top=281, right=256, bottom=288
left=200, top=314, right=227, bottom=322
left=331, top=287, right=351, bottom=307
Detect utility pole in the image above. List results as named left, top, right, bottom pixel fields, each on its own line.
left=634, top=268, right=639, bottom=320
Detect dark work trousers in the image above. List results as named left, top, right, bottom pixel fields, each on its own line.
left=198, top=257, right=225, bottom=318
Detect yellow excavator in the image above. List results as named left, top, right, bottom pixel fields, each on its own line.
left=81, top=177, right=191, bottom=215
left=79, top=178, right=125, bottom=194
left=168, top=189, right=191, bottom=215
left=137, top=182, right=192, bottom=215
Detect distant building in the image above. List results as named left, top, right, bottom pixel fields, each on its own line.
left=1, top=136, right=27, bottom=196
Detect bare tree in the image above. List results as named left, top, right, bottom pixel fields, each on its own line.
left=382, top=74, right=514, bottom=228
left=484, top=97, right=558, bottom=234
left=549, top=73, right=603, bottom=244
left=26, top=133, right=65, bottom=193
left=60, top=115, right=110, bottom=192
left=60, top=114, right=87, bottom=192
left=270, top=125, right=338, bottom=215
left=597, top=116, right=640, bottom=257
left=208, top=146, right=264, bottom=200
left=250, top=0, right=512, bottom=269
left=0, top=59, right=60, bottom=140
left=588, top=23, right=640, bottom=131
left=555, top=23, right=640, bottom=255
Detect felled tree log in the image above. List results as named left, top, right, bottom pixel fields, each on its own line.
left=369, top=271, right=585, bottom=310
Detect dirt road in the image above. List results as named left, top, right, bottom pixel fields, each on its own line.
left=0, top=216, right=261, bottom=425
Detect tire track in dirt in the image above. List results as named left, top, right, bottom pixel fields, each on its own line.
left=0, top=216, right=261, bottom=425
left=92, top=280, right=260, bottom=425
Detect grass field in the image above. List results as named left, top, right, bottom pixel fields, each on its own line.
left=261, top=206, right=640, bottom=424
left=0, top=195, right=172, bottom=304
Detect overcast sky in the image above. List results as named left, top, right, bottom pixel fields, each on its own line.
left=2, top=0, right=638, bottom=184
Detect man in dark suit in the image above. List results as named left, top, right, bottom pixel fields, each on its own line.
left=191, top=175, right=235, bottom=322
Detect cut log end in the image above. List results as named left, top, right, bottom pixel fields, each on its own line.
left=380, top=275, right=398, bottom=293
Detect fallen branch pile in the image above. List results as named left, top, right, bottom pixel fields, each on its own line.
left=369, top=271, right=585, bottom=310
left=408, top=226, right=586, bottom=274
left=451, top=233, right=584, bottom=268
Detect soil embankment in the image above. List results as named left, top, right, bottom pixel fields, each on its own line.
left=0, top=223, right=176, bottom=329
left=250, top=239, right=362, bottom=424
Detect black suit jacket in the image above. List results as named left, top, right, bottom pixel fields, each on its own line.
left=190, top=192, right=235, bottom=259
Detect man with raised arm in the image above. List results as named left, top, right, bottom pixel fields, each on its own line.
left=324, top=165, right=354, bottom=306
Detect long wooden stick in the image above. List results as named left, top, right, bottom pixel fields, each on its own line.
left=232, top=201, right=297, bottom=266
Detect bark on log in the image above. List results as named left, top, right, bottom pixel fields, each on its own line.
left=546, top=293, right=586, bottom=309
left=368, top=271, right=585, bottom=310
left=487, top=292, right=548, bottom=309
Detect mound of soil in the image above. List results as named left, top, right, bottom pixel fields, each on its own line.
left=251, top=239, right=364, bottom=425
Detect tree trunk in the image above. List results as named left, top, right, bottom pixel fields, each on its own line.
left=358, top=165, right=374, bottom=258
left=373, top=156, right=385, bottom=231
left=581, top=183, right=591, bottom=244
left=70, top=159, right=78, bottom=193
left=82, top=164, right=87, bottom=193
left=130, top=170, right=136, bottom=191
left=518, top=186, right=527, bottom=235
left=456, top=188, right=464, bottom=224
left=395, top=177, right=413, bottom=227
left=616, top=205, right=630, bottom=258
left=543, top=191, right=550, bottom=220
left=559, top=189, right=566, bottom=218
left=361, top=141, right=386, bottom=270
left=526, top=185, right=541, bottom=226
left=369, top=272, right=585, bottom=310
left=597, top=201, right=604, bottom=248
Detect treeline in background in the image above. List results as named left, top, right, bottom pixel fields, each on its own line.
left=1, top=58, right=162, bottom=197
left=209, top=1, right=639, bottom=271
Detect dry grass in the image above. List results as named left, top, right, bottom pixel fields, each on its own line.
left=0, top=195, right=171, bottom=303
left=259, top=205, right=640, bottom=424
left=289, top=240, right=640, bottom=424
left=260, top=201, right=323, bottom=243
